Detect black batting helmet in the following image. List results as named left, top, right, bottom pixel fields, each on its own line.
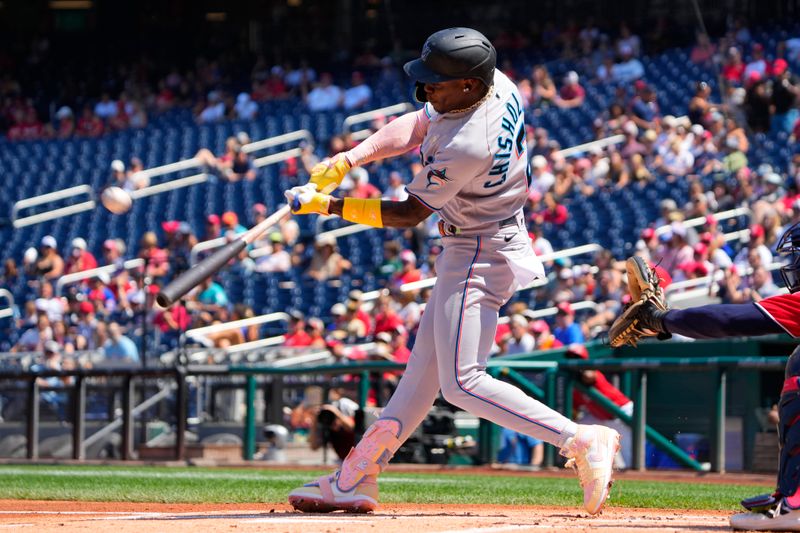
left=777, top=221, right=800, bottom=293
left=404, top=27, right=496, bottom=103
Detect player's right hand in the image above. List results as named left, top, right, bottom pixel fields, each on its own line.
left=309, top=153, right=351, bottom=195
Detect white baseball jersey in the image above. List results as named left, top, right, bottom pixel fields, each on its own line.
left=406, top=70, right=530, bottom=235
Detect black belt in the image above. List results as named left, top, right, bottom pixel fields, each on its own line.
left=438, top=213, right=521, bottom=237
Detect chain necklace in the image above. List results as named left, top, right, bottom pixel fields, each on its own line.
left=447, top=85, right=494, bottom=115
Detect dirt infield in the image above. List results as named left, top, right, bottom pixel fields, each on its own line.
left=0, top=500, right=735, bottom=532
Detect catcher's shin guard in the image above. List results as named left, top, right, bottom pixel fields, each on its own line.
left=778, top=346, right=800, bottom=500
left=288, top=418, right=402, bottom=513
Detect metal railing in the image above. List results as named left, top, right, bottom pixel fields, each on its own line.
left=360, top=243, right=603, bottom=302
left=184, top=312, right=290, bottom=342
left=55, top=258, right=145, bottom=296
left=654, top=207, right=751, bottom=237
left=342, top=103, right=417, bottom=141
left=11, top=185, right=96, bottom=229
left=13, top=130, right=314, bottom=228
left=0, top=289, right=14, bottom=320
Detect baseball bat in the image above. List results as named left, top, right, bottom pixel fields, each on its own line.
left=156, top=204, right=292, bottom=308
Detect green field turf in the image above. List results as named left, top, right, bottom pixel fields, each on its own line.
left=0, top=465, right=768, bottom=510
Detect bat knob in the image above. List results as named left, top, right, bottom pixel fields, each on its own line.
left=291, top=198, right=301, bottom=212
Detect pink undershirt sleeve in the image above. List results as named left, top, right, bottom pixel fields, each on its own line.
left=344, top=109, right=430, bottom=166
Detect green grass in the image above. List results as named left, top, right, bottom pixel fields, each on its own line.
left=0, top=465, right=768, bottom=510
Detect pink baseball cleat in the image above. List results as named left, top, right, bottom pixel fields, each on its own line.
left=560, top=424, right=621, bottom=515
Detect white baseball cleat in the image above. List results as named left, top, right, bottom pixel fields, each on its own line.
left=731, top=498, right=800, bottom=530
left=560, top=424, right=621, bottom=515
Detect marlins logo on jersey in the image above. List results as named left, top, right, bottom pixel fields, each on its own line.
left=426, top=168, right=449, bottom=189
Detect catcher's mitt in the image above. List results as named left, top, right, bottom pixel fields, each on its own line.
left=608, top=256, right=670, bottom=347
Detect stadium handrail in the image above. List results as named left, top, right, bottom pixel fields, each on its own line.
left=184, top=312, right=290, bottom=342
left=342, top=103, right=417, bottom=141
left=654, top=206, right=751, bottom=236
left=55, top=258, right=145, bottom=296
left=360, top=243, right=603, bottom=302
left=0, top=289, right=14, bottom=320
left=13, top=130, right=314, bottom=228
left=11, top=185, right=96, bottom=229
left=130, top=129, right=314, bottom=201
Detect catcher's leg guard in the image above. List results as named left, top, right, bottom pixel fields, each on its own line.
left=732, top=347, right=800, bottom=530
left=778, top=347, right=800, bottom=501
left=288, top=418, right=402, bottom=513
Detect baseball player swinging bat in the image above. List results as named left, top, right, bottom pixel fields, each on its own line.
left=155, top=204, right=291, bottom=308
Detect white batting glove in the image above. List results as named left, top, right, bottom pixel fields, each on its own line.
left=284, top=184, right=331, bottom=215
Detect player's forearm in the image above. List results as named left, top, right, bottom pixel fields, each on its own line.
left=328, top=197, right=431, bottom=228
left=344, top=109, right=429, bottom=166
left=663, top=303, right=784, bottom=338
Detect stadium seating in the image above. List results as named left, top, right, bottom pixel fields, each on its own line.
left=0, top=34, right=796, bottom=348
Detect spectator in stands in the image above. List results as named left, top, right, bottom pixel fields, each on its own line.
left=306, top=235, right=351, bottom=281
left=722, top=46, right=746, bottom=86
left=191, top=276, right=228, bottom=321
left=153, top=299, right=190, bottom=347
left=76, top=106, right=103, bottom=137
left=733, top=224, right=773, bottom=269
left=305, top=72, right=342, bottom=112
left=197, top=91, right=227, bottom=123
left=392, top=250, right=422, bottom=287
left=565, top=343, right=633, bottom=468
left=255, top=232, right=291, bottom=273
left=284, top=310, right=312, bottom=347
left=343, top=71, right=372, bottom=111
left=94, top=93, right=117, bottom=120
left=555, top=71, right=585, bottom=108
left=505, top=314, right=535, bottom=355
left=227, top=145, right=257, bottom=181
left=55, top=106, right=75, bottom=139
left=745, top=76, right=772, bottom=132
left=554, top=302, right=584, bottom=345
left=349, top=167, right=381, bottom=199
left=221, top=211, right=247, bottom=235
left=690, top=33, right=716, bottom=65
left=306, top=317, right=328, bottom=349
left=103, top=322, right=140, bottom=364
left=744, top=43, right=769, bottom=80
left=138, top=231, right=170, bottom=278
left=35, top=282, right=65, bottom=323
left=382, top=171, right=408, bottom=201
left=13, top=313, right=52, bottom=352
left=771, top=60, right=799, bottom=134
left=530, top=65, right=556, bottom=108
left=534, top=192, right=568, bottom=226
left=658, top=139, right=695, bottom=178
left=204, top=214, right=222, bottom=241
left=33, top=341, right=72, bottom=419
left=101, top=239, right=124, bottom=267
left=373, top=293, right=402, bottom=335
left=530, top=155, right=555, bottom=194
left=612, top=44, right=644, bottom=83
left=234, top=92, right=258, bottom=120
left=751, top=265, right=781, bottom=299
left=688, top=82, right=714, bottom=127
left=74, top=301, right=98, bottom=349
left=64, top=238, right=97, bottom=274
left=660, top=222, right=694, bottom=274
left=617, top=22, right=641, bottom=57
left=35, top=235, right=64, bottom=281
left=629, top=83, right=660, bottom=130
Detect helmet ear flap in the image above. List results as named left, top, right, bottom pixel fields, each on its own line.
left=414, top=82, right=428, bottom=103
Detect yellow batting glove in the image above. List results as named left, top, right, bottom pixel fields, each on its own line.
left=309, top=153, right=351, bottom=194
left=284, top=184, right=331, bottom=215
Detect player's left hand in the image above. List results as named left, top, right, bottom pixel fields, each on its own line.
left=284, top=184, right=331, bottom=215
left=308, top=153, right=351, bottom=195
